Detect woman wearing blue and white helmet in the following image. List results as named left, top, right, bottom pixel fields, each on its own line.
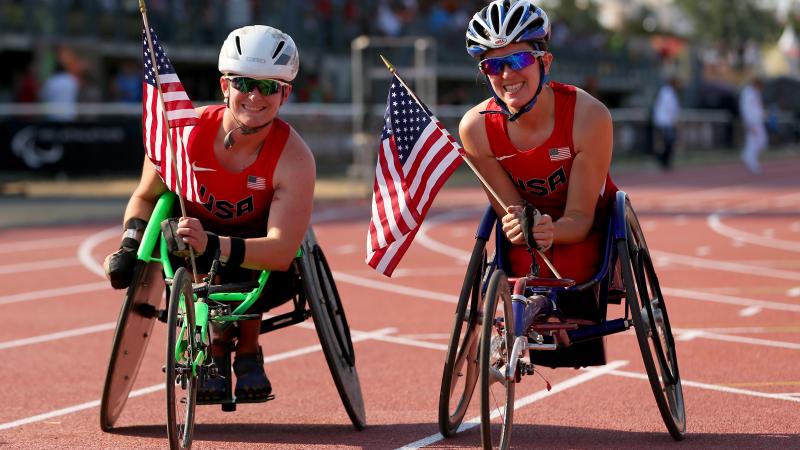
left=460, top=0, right=618, bottom=284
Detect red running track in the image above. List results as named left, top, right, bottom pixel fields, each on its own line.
left=0, top=158, right=798, bottom=449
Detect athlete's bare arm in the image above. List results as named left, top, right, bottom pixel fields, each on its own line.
left=459, top=102, right=555, bottom=248
left=245, top=129, right=315, bottom=271
left=123, top=157, right=168, bottom=224
left=459, top=101, right=524, bottom=215
left=556, top=89, right=612, bottom=243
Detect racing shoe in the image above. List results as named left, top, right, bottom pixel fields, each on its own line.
left=197, top=356, right=227, bottom=403
left=233, top=347, right=272, bottom=402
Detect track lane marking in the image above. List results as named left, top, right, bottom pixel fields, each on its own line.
left=397, top=361, right=630, bottom=450
left=0, top=235, right=87, bottom=254
left=607, top=369, right=800, bottom=403
left=0, top=281, right=109, bottom=306
left=0, top=326, right=395, bottom=431
left=0, top=257, right=80, bottom=275
left=0, top=322, right=116, bottom=350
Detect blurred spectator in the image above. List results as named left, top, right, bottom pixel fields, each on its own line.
left=739, top=77, right=767, bottom=174
left=111, top=60, right=142, bottom=102
left=651, top=77, right=681, bottom=170
left=13, top=62, right=39, bottom=103
left=40, top=62, right=79, bottom=121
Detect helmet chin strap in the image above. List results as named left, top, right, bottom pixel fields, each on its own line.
left=223, top=95, right=273, bottom=150
left=480, top=62, right=547, bottom=122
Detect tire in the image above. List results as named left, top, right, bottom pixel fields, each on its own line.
left=166, top=268, right=198, bottom=450
left=301, top=228, right=366, bottom=431
left=618, top=201, right=686, bottom=441
left=479, top=270, right=515, bottom=450
left=100, top=261, right=165, bottom=431
left=438, top=238, right=486, bottom=437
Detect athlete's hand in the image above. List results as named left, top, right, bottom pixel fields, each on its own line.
left=104, top=246, right=138, bottom=289
left=502, top=205, right=553, bottom=251
left=502, top=205, right=527, bottom=245
left=174, top=217, right=210, bottom=255
left=532, top=214, right=554, bottom=252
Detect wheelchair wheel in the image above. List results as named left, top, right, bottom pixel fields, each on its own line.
left=301, top=228, right=366, bottom=431
left=619, top=201, right=686, bottom=441
left=479, top=270, right=515, bottom=450
left=101, top=261, right=165, bottom=431
left=166, top=267, right=198, bottom=450
left=438, top=238, right=486, bottom=437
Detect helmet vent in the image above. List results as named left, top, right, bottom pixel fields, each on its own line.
left=508, top=8, right=523, bottom=32
left=235, top=36, right=242, bottom=55
left=272, top=41, right=285, bottom=60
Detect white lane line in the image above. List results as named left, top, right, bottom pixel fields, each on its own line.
left=678, top=331, right=800, bottom=350
left=608, top=369, right=800, bottom=403
left=0, top=235, right=87, bottom=254
left=0, top=257, right=80, bottom=275
left=0, top=322, right=115, bottom=350
left=663, top=287, right=800, bottom=313
left=0, top=326, right=395, bottom=431
left=651, top=250, right=800, bottom=281
left=332, top=271, right=457, bottom=304
left=739, top=306, right=763, bottom=317
left=77, top=226, right=119, bottom=278
left=788, top=287, right=800, bottom=297
left=0, top=281, right=109, bottom=306
left=708, top=213, right=800, bottom=252
left=397, top=360, right=630, bottom=450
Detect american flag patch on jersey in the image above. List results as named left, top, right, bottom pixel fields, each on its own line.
left=247, top=175, right=266, bottom=190
left=549, top=147, right=571, bottom=161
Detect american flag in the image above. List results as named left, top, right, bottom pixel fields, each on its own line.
left=142, top=27, right=201, bottom=203
left=549, top=146, right=571, bottom=161
left=365, top=75, right=464, bottom=276
left=247, top=175, right=266, bottom=190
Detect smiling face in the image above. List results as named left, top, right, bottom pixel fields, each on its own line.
left=220, top=75, right=292, bottom=128
left=483, top=42, right=552, bottom=112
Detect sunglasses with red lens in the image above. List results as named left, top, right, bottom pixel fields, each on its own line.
left=227, top=76, right=284, bottom=96
left=479, top=50, right=546, bottom=76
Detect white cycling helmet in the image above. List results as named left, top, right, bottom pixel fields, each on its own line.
left=466, top=0, right=550, bottom=58
left=218, top=25, right=299, bottom=82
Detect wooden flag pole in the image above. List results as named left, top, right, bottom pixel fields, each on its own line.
left=140, top=0, right=199, bottom=281
left=378, top=54, right=563, bottom=279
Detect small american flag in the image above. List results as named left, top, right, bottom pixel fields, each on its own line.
left=247, top=175, right=266, bottom=190
left=365, top=75, right=463, bottom=276
left=549, top=147, right=571, bottom=161
left=142, top=27, right=201, bottom=203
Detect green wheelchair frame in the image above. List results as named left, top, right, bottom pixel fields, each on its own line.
left=99, top=192, right=366, bottom=449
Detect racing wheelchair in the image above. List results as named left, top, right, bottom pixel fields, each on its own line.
left=99, top=192, right=365, bottom=449
left=438, top=191, right=685, bottom=449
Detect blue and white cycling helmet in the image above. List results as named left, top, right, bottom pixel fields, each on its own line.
left=466, top=0, right=551, bottom=121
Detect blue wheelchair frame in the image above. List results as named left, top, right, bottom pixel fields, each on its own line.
left=438, top=190, right=686, bottom=448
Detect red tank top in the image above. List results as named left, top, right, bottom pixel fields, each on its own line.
left=484, top=82, right=616, bottom=227
left=184, top=105, right=290, bottom=238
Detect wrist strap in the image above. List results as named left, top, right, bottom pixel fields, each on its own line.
left=225, top=236, right=246, bottom=268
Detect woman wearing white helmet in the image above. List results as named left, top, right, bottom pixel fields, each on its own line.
left=103, top=25, right=314, bottom=402
left=460, top=0, right=618, bottom=284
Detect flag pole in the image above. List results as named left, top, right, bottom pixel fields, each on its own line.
left=140, top=0, right=199, bottom=281
left=378, top=55, right=563, bottom=279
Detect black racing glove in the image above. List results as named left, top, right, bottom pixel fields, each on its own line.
left=106, top=218, right=147, bottom=290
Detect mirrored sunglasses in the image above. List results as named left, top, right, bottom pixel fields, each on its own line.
left=479, top=50, right=546, bottom=76
left=227, top=76, right=284, bottom=96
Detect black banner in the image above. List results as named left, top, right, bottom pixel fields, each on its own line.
left=0, top=119, right=144, bottom=175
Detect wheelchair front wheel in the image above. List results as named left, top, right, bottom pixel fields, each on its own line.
left=301, top=228, right=366, bottom=430
left=619, top=202, right=686, bottom=441
left=166, top=267, right=198, bottom=450
left=101, top=261, right=165, bottom=431
left=479, top=270, right=515, bottom=450
left=438, top=238, right=486, bottom=437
